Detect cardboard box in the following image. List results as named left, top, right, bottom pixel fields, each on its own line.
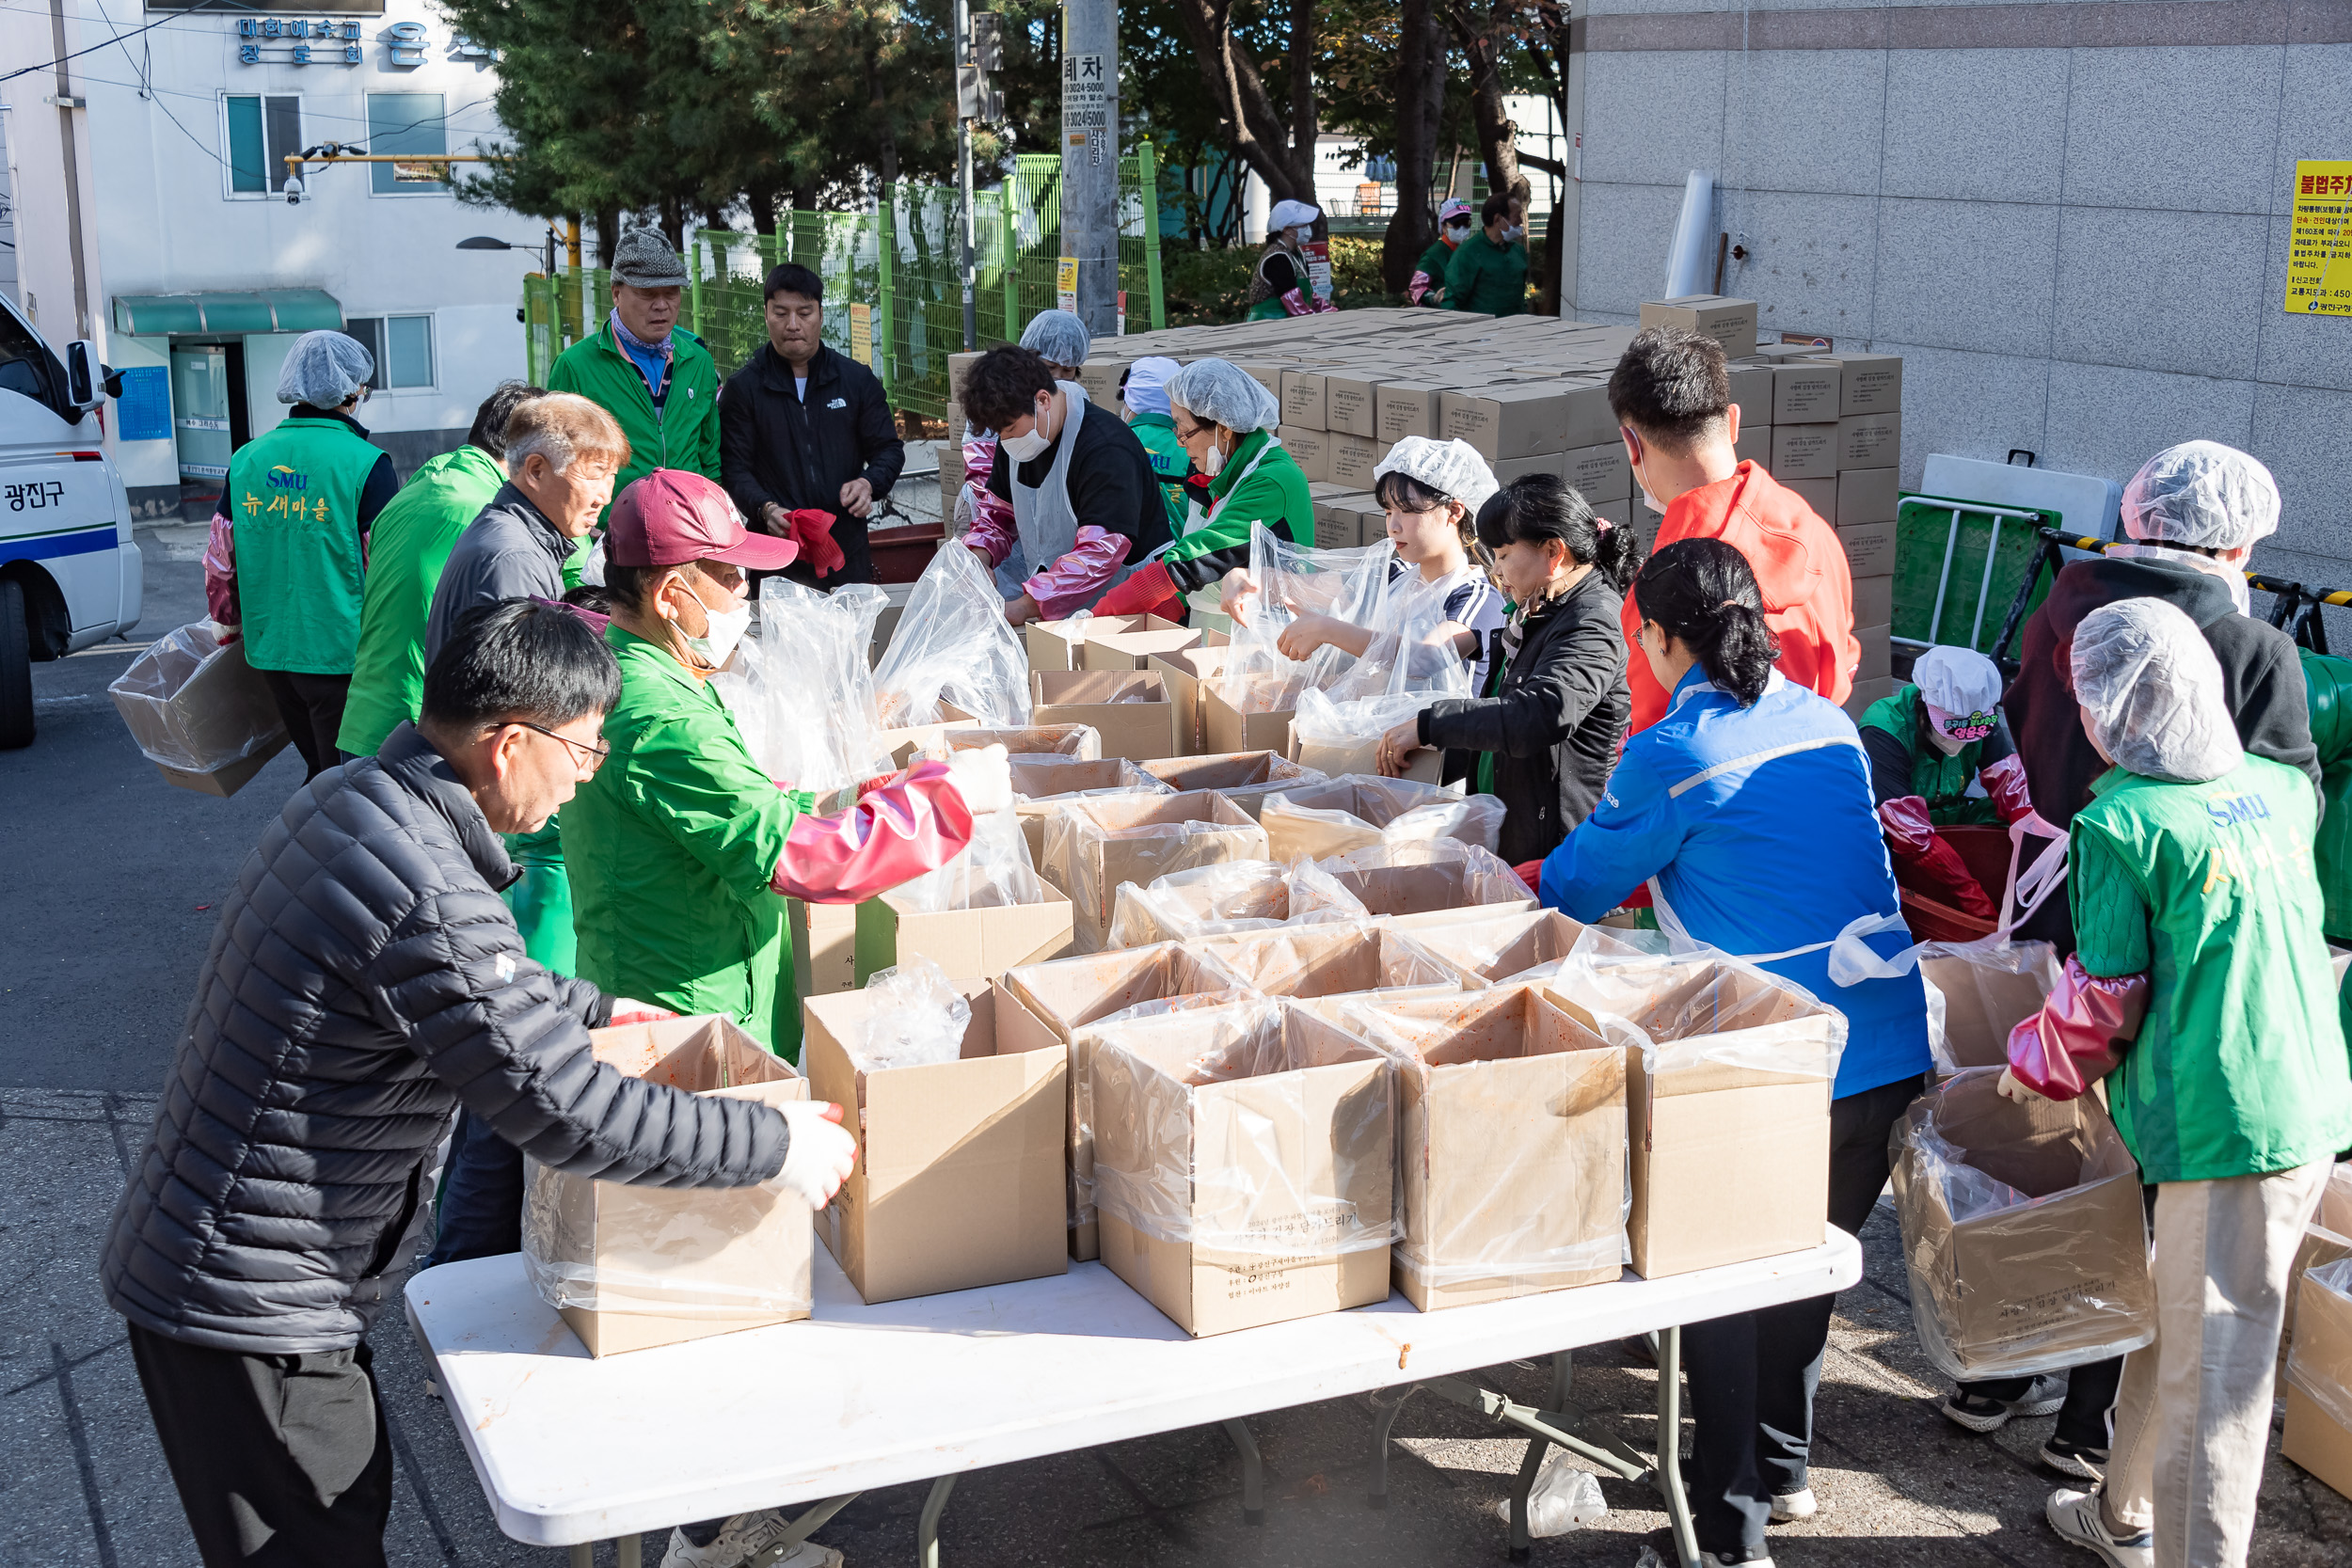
left=1203, top=682, right=1298, bottom=759
left=2325, top=1162, right=2352, bottom=1235
left=1837, top=467, right=1900, bottom=528
left=1852, top=574, right=1893, bottom=627
left=1325, top=372, right=1381, bottom=437
left=947, top=351, right=982, bottom=402
left=1088, top=998, right=1395, bottom=1335
left=1546, top=954, right=1840, bottom=1279
left=1314, top=494, right=1368, bottom=549
left=1281, top=426, right=1331, bottom=483
left=1916, top=942, right=2054, bottom=1070
left=1079, top=626, right=1206, bottom=673
left=1237, top=360, right=1287, bottom=397
left=995, top=942, right=1253, bottom=1259
left=1726, top=362, right=1774, bottom=428
left=1821, top=351, right=1902, bottom=415
left=803, top=981, right=1069, bottom=1304
left=1843, top=675, right=1897, bottom=719
left=1772, top=361, right=1842, bottom=425
left=1344, top=986, right=1627, bottom=1309
left=1198, top=922, right=1466, bottom=1001
left=1039, top=790, right=1267, bottom=952
left=1030, top=670, right=1179, bottom=763
left=1837, top=410, right=1901, bottom=470
left=1406, top=909, right=1598, bottom=985
left=1440, top=385, right=1576, bottom=460
left=1770, top=423, right=1839, bottom=481
left=1147, top=645, right=1229, bottom=754
left=1890, top=1070, right=2156, bottom=1380
left=792, top=897, right=863, bottom=997
left=1289, top=723, right=1443, bottom=785
left=1025, top=612, right=1186, bottom=673
left=1329, top=433, right=1383, bottom=489
left=1853, top=624, right=1892, bottom=685
left=1375, top=382, right=1444, bottom=443
left=1137, top=750, right=1319, bottom=818
left=107, top=626, right=292, bottom=797
left=1279, top=369, right=1328, bottom=430
left=1837, top=517, right=1899, bottom=578
left=2284, top=1264, right=2352, bottom=1499
left=1780, top=476, right=1838, bottom=519
left=1560, top=442, right=1633, bottom=503
left=524, top=1017, right=810, bottom=1355
left=1641, top=294, right=1759, bottom=359
left=1077, top=358, right=1128, bottom=405
left=852, top=887, right=1076, bottom=985
left=2282, top=1223, right=2352, bottom=1375
left=1257, top=774, right=1464, bottom=862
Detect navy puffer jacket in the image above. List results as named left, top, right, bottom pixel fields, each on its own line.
left=101, top=722, right=788, bottom=1354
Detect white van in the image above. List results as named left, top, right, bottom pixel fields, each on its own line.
left=0, top=292, right=143, bottom=748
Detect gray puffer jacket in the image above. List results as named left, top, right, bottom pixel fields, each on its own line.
left=101, top=723, right=789, bottom=1354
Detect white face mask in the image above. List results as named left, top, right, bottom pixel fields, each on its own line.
left=1501, top=223, right=1525, bottom=243
left=1444, top=221, right=1471, bottom=242
left=1000, top=397, right=1054, bottom=462
left=686, top=595, right=751, bottom=670
left=1925, top=729, right=1969, bottom=757
left=1197, top=433, right=1227, bottom=480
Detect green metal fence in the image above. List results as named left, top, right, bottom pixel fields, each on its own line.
left=521, top=145, right=1166, bottom=425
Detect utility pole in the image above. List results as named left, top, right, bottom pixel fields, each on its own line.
left=958, top=11, right=1002, bottom=351
left=1058, top=0, right=1118, bottom=341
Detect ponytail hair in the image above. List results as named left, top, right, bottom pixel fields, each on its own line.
left=1631, top=537, right=1780, bottom=706
left=1474, top=473, right=1643, bottom=594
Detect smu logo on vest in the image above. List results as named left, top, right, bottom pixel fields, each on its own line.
left=265, top=465, right=309, bottom=492
left=2204, top=791, right=2272, bottom=829
left=243, top=465, right=332, bottom=523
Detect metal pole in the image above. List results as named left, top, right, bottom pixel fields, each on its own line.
left=956, top=0, right=977, bottom=351
left=1059, top=0, right=1119, bottom=341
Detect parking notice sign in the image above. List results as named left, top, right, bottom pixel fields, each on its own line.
left=2285, top=160, right=2352, bottom=316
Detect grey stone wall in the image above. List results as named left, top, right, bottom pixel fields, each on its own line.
left=1569, top=0, right=2352, bottom=594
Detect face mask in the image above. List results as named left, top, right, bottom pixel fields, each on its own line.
left=1001, top=399, right=1054, bottom=462
left=1444, top=222, right=1471, bottom=242
left=1630, top=451, right=1665, bottom=517
left=1501, top=224, right=1525, bottom=243
left=1924, top=703, right=1994, bottom=755
left=685, top=595, right=752, bottom=670
left=1197, top=434, right=1227, bottom=480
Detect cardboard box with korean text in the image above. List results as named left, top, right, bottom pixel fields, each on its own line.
left=1314, top=494, right=1368, bottom=550
left=1329, top=434, right=1383, bottom=490
left=1088, top=997, right=1395, bottom=1335
left=1039, top=790, right=1267, bottom=952
left=803, top=981, right=1068, bottom=1304
left=1282, top=427, right=1332, bottom=483
left=1781, top=476, right=1838, bottom=520
left=2285, top=1259, right=2352, bottom=1500
left=1026, top=613, right=1186, bottom=674
left=995, top=942, right=1252, bottom=1259
left=1375, top=382, right=1444, bottom=443
left=1490, top=452, right=1565, bottom=486
left=1837, top=518, right=1898, bottom=578
left=1137, top=750, right=1322, bottom=818
left=1891, top=1069, right=2157, bottom=1380
left=1280, top=369, right=1328, bottom=429
left=1820, top=351, right=1901, bottom=415
left=1561, top=442, right=1633, bottom=504
left=107, top=624, right=291, bottom=797
left=852, top=886, right=1076, bottom=986
left=1343, top=986, right=1627, bottom=1309
left=1836, top=467, right=1900, bottom=528
left=1440, top=386, right=1577, bottom=461
left=1030, top=670, right=1180, bottom=763
left=1837, top=410, right=1901, bottom=470
left=1640, top=295, right=1759, bottom=359
left=1544, top=952, right=1840, bottom=1278
left=521, top=1016, right=811, bottom=1356
left=1772, top=361, right=1842, bottom=424
left=1770, top=423, right=1839, bottom=482
left=1325, top=372, right=1381, bottom=436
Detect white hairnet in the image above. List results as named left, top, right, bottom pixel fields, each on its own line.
left=2121, top=440, right=2280, bottom=550
left=2070, top=597, right=2241, bottom=783
left=1913, top=645, right=2003, bottom=722
left=1167, top=357, right=1280, bottom=434
left=1269, top=199, right=1319, bottom=233
left=278, top=330, right=373, bottom=407
left=1019, top=309, right=1091, bottom=368
left=1123, top=356, right=1180, bottom=418
left=1373, top=436, right=1499, bottom=515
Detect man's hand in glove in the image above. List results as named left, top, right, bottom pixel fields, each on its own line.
left=775, top=1101, right=858, bottom=1209
left=786, top=508, right=847, bottom=578
left=1092, top=561, right=1182, bottom=620
left=1878, top=795, right=1996, bottom=921
left=1994, top=1067, right=2043, bottom=1103
left=945, top=743, right=1014, bottom=816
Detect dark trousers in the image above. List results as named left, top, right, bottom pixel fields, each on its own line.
left=1962, top=1358, right=2126, bottom=1449
left=256, top=669, right=352, bottom=781
left=129, top=1322, right=393, bottom=1568
left=1682, top=1073, right=1926, bottom=1557
left=419, top=1109, right=524, bottom=1269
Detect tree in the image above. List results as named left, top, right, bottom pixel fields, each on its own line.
left=1380, top=0, right=1447, bottom=293
left=1163, top=0, right=1318, bottom=214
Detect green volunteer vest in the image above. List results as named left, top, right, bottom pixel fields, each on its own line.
left=563, top=626, right=803, bottom=1056
left=1857, top=683, right=1999, bottom=826
left=2070, top=756, right=2352, bottom=1183
left=229, top=416, right=383, bottom=674
left=1165, top=428, right=1312, bottom=568
left=1128, top=412, right=1190, bottom=531
left=336, top=445, right=507, bottom=755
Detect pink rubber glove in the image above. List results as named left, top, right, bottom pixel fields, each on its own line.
left=203, top=508, right=240, bottom=635
left=771, top=759, right=978, bottom=902
left=2004, top=954, right=2150, bottom=1101
left=1091, top=560, right=1181, bottom=621
left=1879, top=795, right=1996, bottom=922
left=1024, top=526, right=1136, bottom=621
left=1980, top=753, right=2035, bottom=827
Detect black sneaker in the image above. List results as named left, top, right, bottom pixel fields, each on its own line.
left=2041, top=1435, right=2109, bottom=1481
left=1940, top=1375, right=2065, bottom=1433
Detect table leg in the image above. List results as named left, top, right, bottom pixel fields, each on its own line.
left=1364, top=1385, right=1419, bottom=1509
left=1219, top=1417, right=1265, bottom=1525
left=742, top=1493, right=862, bottom=1568
left=1655, top=1324, right=1700, bottom=1568
left=570, top=1547, right=594, bottom=1568
left=917, top=1475, right=958, bottom=1568
left=1505, top=1431, right=1547, bottom=1561
left=617, top=1532, right=644, bottom=1568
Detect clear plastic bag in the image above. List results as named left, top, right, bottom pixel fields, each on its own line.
left=873, top=540, right=1031, bottom=727
left=1406, top=909, right=1642, bottom=986
left=891, top=803, right=1047, bottom=912
left=1137, top=752, right=1325, bottom=816
left=1086, top=996, right=1397, bottom=1257
left=1040, top=792, right=1270, bottom=953
left=1219, top=527, right=1398, bottom=712
left=1105, top=859, right=1373, bottom=948
left=924, top=723, right=1102, bottom=761
left=1007, top=754, right=1173, bottom=803
left=1493, top=1453, right=1608, bottom=1537
left=2287, top=1256, right=2352, bottom=1433
left=1199, top=922, right=1466, bottom=1001
left=1261, top=776, right=1502, bottom=862
left=1823, top=925, right=2061, bottom=1074
left=838, top=957, right=974, bottom=1071
left=712, top=581, right=891, bottom=796
left=1888, top=1068, right=2156, bottom=1381
left=1546, top=945, right=1850, bottom=1082
left=1316, top=838, right=1534, bottom=919
left=106, top=621, right=286, bottom=772
left=1320, top=569, right=1480, bottom=705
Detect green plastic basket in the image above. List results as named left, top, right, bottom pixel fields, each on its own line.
left=1892, top=495, right=2062, bottom=656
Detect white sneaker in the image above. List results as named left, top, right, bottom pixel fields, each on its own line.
left=2045, top=1487, right=2153, bottom=1568
left=1770, top=1486, right=1818, bottom=1522
left=660, top=1513, right=846, bottom=1568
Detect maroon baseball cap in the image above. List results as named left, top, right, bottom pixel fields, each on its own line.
left=606, top=469, right=799, bottom=570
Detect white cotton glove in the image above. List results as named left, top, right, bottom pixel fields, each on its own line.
left=775, top=1101, right=858, bottom=1209
left=1994, top=1067, right=2043, bottom=1104
left=945, top=743, right=1014, bottom=816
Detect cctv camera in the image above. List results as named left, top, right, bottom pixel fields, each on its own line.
left=284, top=177, right=304, bottom=205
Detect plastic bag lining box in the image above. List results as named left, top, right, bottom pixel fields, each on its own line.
left=1203, top=675, right=1299, bottom=759
left=1407, top=909, right=1602, bottom=985
left=1259, top=775, right=1473, bottom=862
left=1920, top=942, right=2059, bottom=1071
left=1026, top=612, right=1185, bottom=674
left=1315, top=842, right=1534, bottom=926
left=1146, top=645, right=1229, bottom=754
left=1031, top=670, right=1180, bottom=763
left=107, top=623, right=290, bottom=796
left=995, top=942, right=1250, bottom=1260
left=521, top=1015, right=810, bottom=1357
left=1087, top=998, right=1394, bottom=1336
left=1289, top=726, right=1444, bottom=785
left=1009, top=755, right=1172, bottom=863
left=2285, top=1259, right=2352, bottom=1498
left=1137, top=751, right=1320, bottom=819
left=1344, top=985, right=1627, bottom=1310
left=1890, top=1069, right=2156, bottom=1382
left=851, top=884, right=1076, bottom=985
left=2284, top=1221, right=2352, bottom=1375
left=1041, top=790, right=1269, bottom=953
left=1198, top=922, right=1465, bottom=1002
left=1546, top=955, right=1839, bottom=1279
left=803, top=980, right=1069, bottom=1304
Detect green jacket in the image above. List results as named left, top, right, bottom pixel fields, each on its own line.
left=336, top=446, right=507, bottom=755
left=1161, top=427, right=1313, bottom=593
left=1446, top=230, right=1529, bottom=318
left=2071, top=755, right=2352, bottom=1183
left=228, top=416, right=384, bottom=674
left=1412, top=237, right=1457, bottom=302
left=1129, top=411, right=1191, bottom=532
left=564, top=626, right=802, bottom=1055
left=548, top=321, right=722, bottom=515
left=1858, top=683, right=2001, bottom=826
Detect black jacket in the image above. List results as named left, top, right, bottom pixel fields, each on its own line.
left=1419, top=569, right=1631, bottom=863
left=2007, top=553, right=2321, bottom=832
left=101, top=724, right=789, bottom=1355
left=424, top=483, right=573, bottom=661
left=720, top=342, right=906, bottom=586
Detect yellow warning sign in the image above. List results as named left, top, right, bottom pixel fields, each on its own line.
left=2285, top=160, right=2352, bottom=316
left=849, top=303, right=873, bottom=365
left=1056, top=257, right=1078, bottom=315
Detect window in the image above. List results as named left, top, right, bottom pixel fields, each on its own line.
left=225, top=94, right=301, bottom=197
left=342, top=316, right=436, bottom=390
left=365, top=92, right=448, bottom=196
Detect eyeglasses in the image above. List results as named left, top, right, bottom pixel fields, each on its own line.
left=517, top=720, right=611, bottom=768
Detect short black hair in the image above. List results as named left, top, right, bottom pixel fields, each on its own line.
left=962, top=345, right=1057, bottom=432
left=466, top=381, right=547, bottom=461
left=1476, top=473, right=1643, bottom=594
left=764, top=263, right=822, bottom=304
left=561, top=582, right=613, bottom=617
left=1632, top=537, right=1779, bottom=706
left=1607, top=326, right=1731, bottom=452
left=421, top=598, right=620, bottom=734
left=1482, top=191, right=1518, bottom=226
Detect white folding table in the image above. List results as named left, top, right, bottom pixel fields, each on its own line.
left=407, top=1231, right=1861, bottom=1568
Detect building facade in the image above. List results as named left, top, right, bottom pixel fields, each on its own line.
left=3, top=0, right=534, bottom=518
